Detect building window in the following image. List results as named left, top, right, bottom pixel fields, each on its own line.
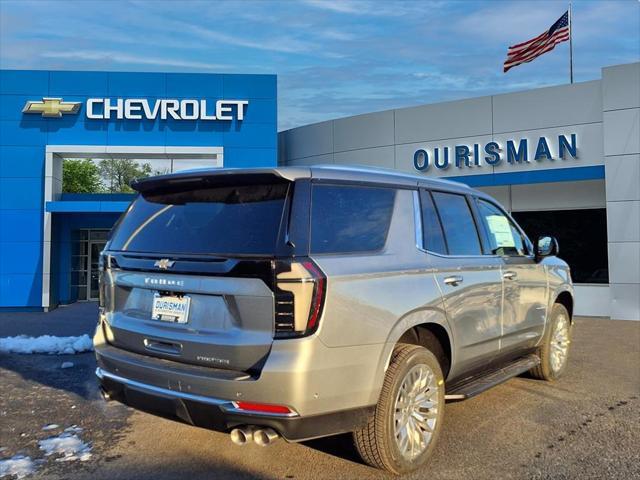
left=62, top=157, right=220, bottom=193
left=512, top=209, right=609, bottom=284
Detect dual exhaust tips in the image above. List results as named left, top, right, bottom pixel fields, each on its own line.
left=230, top=426, right=279, bottom=446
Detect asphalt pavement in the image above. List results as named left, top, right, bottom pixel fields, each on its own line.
left=0, top=303, right=638, bottom=479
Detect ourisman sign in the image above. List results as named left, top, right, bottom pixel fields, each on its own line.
left=413, top=134, right=578, bottom=171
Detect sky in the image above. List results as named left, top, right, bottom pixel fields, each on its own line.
left=1, top=0, right=638, bottom=130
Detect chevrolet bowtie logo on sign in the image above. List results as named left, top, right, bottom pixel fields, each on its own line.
left=20, top=97, right=249, bottom=121
left=22, top=98, right=82, bottom=118
left=154, top=259, right=175, bottom=270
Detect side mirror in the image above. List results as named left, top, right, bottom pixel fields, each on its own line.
left=535, top=235, right=559, bottom=260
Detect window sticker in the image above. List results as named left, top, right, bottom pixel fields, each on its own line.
left=486, top=215, right=516, bottom=248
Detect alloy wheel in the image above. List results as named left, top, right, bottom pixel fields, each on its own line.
left=393, top=364, right=440, bottom=461
left=550, top=314, right=570, bottom=373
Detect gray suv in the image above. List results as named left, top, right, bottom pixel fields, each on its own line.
left=94, top=166, right=574, bottom=475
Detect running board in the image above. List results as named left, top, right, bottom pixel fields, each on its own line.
left=444, top=354, right=540, bottom=402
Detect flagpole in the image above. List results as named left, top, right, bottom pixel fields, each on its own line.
left=569, top=2, right=574, bottom=83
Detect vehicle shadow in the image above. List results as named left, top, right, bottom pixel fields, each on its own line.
left=0, top=350, right=100, bottom=401
left=38, top=453, right=283, bottom=480
left=303, top=432, right=367, bottom=466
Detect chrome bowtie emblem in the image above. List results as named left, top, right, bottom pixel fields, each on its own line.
left=154, top=259, right=175, bottom=270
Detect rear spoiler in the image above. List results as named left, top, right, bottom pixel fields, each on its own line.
left=130, top=167, right=311, bottom=195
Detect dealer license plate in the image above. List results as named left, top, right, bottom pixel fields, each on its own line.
left=151, top=293, right=191, bottom=323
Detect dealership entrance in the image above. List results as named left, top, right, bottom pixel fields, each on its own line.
left=88, top=237, right=105, bottom=301
left=73, top=229, right=108, bottom=301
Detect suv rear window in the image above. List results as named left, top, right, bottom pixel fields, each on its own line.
left=108, top=183, right=289, bottom=255
left=311, top=184, right=396, bottom=254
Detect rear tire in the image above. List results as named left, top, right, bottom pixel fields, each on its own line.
left=353, top=344, right=444, bottom=475
left=530, top=303, right=572, bottom=381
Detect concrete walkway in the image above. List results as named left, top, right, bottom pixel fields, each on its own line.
left=0, top=302, right=98, bottom=337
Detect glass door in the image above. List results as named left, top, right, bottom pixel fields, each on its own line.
left=88, top=241, right=106, bottom=301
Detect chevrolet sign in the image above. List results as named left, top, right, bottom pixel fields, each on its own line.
left=22, top=97, right=249, bottom=121
left=86, top=98, right=248, bottom=121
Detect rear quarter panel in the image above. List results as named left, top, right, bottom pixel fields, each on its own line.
left=313, top=189, right=447, bottom=347
left=311, top=189, right=454, bottom=401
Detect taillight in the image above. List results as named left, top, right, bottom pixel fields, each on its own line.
left=98, top=254, right=117, bottom=312
left=274, top=259, right=326, bottom=338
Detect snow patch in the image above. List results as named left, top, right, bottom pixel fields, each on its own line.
left=0, top=335, right=93, bottom=355
left=38, top=431, right=92, bottom=462
left=60, top=362, right=74, bottom=369
left=41, top=424, right=59, bottom=431
left=0, top=455, right=35, bottom=479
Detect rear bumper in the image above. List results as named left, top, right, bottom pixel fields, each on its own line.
left=95, top=318, right=384, bottom=417
left=94, top=318, right=384, bottom=440
left=96, top=366, right=373, bottom=442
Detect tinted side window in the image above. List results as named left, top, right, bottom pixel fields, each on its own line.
left=311, top=185, right=396, bottom=254
left=431, top=192, right=482, bottom=256
left=477, top=199, right=527, bottom=256
left=419, top=190, right=447, bottom=254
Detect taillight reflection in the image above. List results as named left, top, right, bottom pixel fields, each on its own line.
left=233, top=401, right=295, bottom=415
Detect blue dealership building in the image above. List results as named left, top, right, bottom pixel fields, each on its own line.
left=0, top=70, right=277, bottom=310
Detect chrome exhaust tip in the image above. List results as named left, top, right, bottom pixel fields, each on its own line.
left=100, top=387, right=112, bottom=402
left=253, top=428, right=279, bottom=446
left=230, top=426, right=255, bottom=446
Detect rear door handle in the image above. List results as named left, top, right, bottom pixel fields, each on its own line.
left=443, top=275, right=464, bottom=286
left=503, top=271, right=518, bottom=280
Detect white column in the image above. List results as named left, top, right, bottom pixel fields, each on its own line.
left=602, top=63, right=640, bottom=320
left=42, top=149, right=62, bottom=309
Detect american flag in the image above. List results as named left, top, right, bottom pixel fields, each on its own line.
left=504, top=11, right=570, bottom=73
